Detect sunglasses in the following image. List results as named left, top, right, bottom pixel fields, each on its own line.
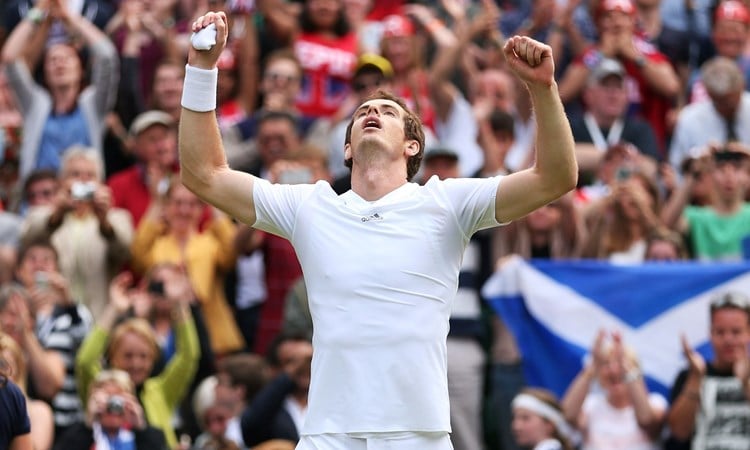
left=710, top=292, right=750, bottom=310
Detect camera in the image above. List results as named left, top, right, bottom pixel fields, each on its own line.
left=147, top=280, right=165, bottom=296
left=105, top=395, right=125, bottom=415
left=70, top=181, right=97, bottom=201
left=34, top=271, right=49, bottom=289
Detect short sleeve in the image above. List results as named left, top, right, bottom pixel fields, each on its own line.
left=1, top=380, right=31, bottom=440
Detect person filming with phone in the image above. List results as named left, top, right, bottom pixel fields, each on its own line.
left=20, top=146, right=134, bottom=320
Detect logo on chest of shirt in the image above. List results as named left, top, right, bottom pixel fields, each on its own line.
left=361, top=213, right=383, bottom=222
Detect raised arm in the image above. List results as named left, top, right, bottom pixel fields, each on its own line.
left=179, top=12, right=258, bottom=225
left=495, top=36, right=577, bottom=223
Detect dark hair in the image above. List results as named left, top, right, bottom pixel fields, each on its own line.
left=217, top=353, right=269, bottom=402
left=490, top=109, right=515, bottom=137
left=258, top=110, right=300, bottom=132
left=23, top=169, right=59, bottom=199
left=17, top=237, right=59, bottom=268
left=299, top=0, right=350, bottom=36
left=266, top=331, right=312, bottom=368
left=344, top=90, right=425, bottom=181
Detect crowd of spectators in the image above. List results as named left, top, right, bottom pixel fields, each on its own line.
left=1, top=0, right=750, bottom=448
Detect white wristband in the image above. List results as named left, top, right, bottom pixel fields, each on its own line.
left=181, top=65, right=218, bottom=112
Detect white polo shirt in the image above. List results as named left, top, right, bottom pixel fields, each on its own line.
left=253, top=175, right=502, bottom=435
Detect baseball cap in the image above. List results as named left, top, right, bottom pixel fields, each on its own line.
left=715, top=0, right=750, bottom=24
left=589, top=58, right=626, bottom=84
left=424, top=146, right=459, bottom=163
left=596, top=0, right=636, bottom=19
left=381, top=14, right=415, bottom=39
left=354, top=53, right=394, bottom=78
left=129, top=110, right=174, bottom=137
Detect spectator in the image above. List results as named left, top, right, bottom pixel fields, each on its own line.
left=129, top=262, right=216, bottom=440
left=558, top=0, right=679, bottom=153
left=223, top=50, right=321, bottom=174
left=669, top=56, right=750, bottom=172
left=75, top=272, right=200, bottom=449
left=0, top=332, right=54, bottom=450
left=571, top=57, right=660, bottom=186
left=12, top=238, right=93, bottom=440
left=471, top=68, right=535, bottom=173
left=20, top=147, right=133, bottom=320
left=107, top=110, right=178, bottom=226
left=666, top=291, right=750, bottom=450
left=561, top=329, right=667, bottom=450
left=215, top=353, right=270, bottom=448
left=240, top=331, right=312, bottom=447
left=512, top=387, right=575, bottom=450
left=54, top=369, right=168, bottom=450
left=0, top=346, right=32, bottom=450
left=0, top=284, right=65, bottom=403
left=493, top=191, right=586, bottom=261
left=582, top=175, right=662, bottom=262
left=644, top=227, right=689, bottom=261
left=191, top=376, right=240, bottom=450
left=1, top=0, right=119, bottom=181
left=19, top=169, right=59, bottom=214
left=662, top=143, right=750, bottom=261
left=380, top=7, right=485, bottom=176
left=687, top=0, right=750, bottom=103
left=130, top=181, right=244, bottom=355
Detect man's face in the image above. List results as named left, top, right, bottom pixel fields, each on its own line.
left=261, top=59, right=302, bottom=103
left=62, top=156, right=99, bottom=184
left=712, top=19, right=750, bottom=59
left=346, top=98, right=409, bottom=162
left=257, top=118, right=300, bottom=166
left=152, top=65, right=184, bottom=111
left=26, top=178, right=59, bottom=207
left=475, top=71, right=516, bottom=113
left=597, top=10, right=635, bottom=35
left=135, top=125, right=177, bottom=167
left=711, top=159, right=749, bottom=201
left=16, top=246, right=58, bottom=289
left=44, top=44, right=82, bottom=89
left=352, top=72, right=388, bottom=100
left=711, top=308, right=750, bottom=367
left=586, top=75, right=629, bottom=120
left=708, top=88, right=743, bottom=120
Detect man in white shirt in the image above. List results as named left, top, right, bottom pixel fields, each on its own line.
left=178, top=11, right=577, bottom=450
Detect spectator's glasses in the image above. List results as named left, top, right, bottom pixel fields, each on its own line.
left=710, top=292, right=750, bottom=311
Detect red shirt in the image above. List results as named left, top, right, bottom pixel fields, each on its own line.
left=294, top=32, right=359, bottom=118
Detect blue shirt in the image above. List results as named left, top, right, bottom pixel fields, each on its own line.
left=35, top=106, right=91, bottom=172
left=0, top=379, right=30, bottom=450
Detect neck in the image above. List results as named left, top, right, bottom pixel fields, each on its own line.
left=351, top=167, right=408, bottom=201
left=712, top=194, right=743, bottom=214
left=51, top=85, right=79, bottom=114
left=590, top=111, right=617, bottom=129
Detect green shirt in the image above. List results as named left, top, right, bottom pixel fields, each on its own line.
left=685, top=203, right=750, bottom=261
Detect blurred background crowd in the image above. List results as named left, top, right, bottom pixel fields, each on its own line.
left=1, top=0, right=750, bottom=448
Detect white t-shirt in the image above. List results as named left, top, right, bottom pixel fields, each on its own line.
left=581, top=392, right=667, bottom=450
left=252, top=176, right=502, bottom=435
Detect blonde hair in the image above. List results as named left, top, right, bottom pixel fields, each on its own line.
left=107, top=318, right=160, bottom=363
left=0, top=332, right=25, bottom=392
left=91, top=369, right=135, bottom=396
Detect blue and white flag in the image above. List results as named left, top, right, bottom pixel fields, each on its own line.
left=481, top=256, right=750, bottom=398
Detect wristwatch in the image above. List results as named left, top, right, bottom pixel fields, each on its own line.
left=26, top=7, right=47, bottom=25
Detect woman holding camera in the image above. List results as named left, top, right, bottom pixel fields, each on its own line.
left=75, top=271, right=200, bottom=449
left=54, top=369, right=168, bottom=450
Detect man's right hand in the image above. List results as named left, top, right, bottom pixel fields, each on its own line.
left=188, top=11, right=229, bottom=70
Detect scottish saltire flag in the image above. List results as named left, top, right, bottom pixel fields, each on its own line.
left=481, top=256, right=750, bottom=398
